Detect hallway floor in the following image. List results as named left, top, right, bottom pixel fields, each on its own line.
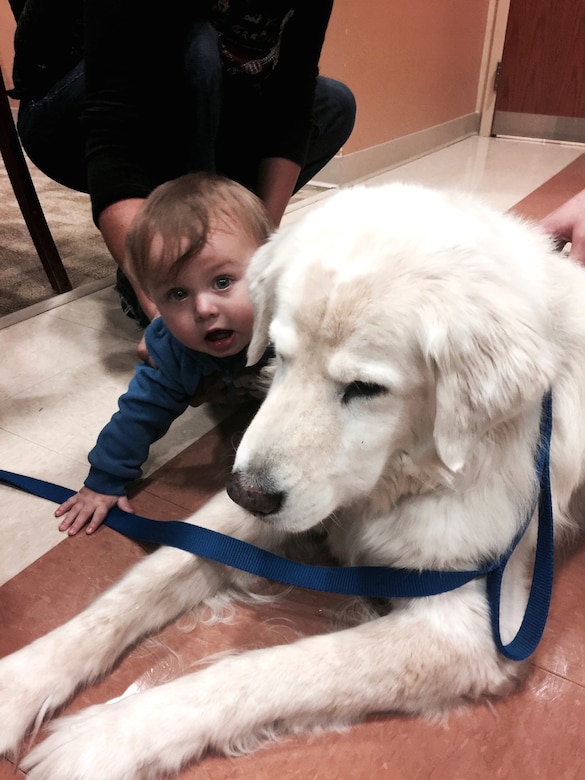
left=1, top=135, right=585, bottom=779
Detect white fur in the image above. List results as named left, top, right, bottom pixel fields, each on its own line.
left=2, top=182, right=585, bottom=779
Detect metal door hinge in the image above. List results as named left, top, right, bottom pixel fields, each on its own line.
left=494, top=61, right=502, bottom=92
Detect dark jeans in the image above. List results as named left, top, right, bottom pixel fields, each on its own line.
left=17, top=21, right=356, bottom=197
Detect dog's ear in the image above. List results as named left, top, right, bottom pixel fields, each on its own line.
left=423, top=306, right=556, bottom=473
left=245, top=229, right=291, bottom=366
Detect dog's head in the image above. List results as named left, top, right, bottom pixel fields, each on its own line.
left=227, top=183, right=557, bottom=531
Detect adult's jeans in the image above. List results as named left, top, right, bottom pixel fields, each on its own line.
left=17, top=21, right=356, bottom=198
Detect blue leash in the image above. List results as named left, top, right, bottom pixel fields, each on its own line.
left=0, top=393, right=553, bottom=661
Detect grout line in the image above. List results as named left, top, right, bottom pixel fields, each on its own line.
left=0, top=275, right=116, bottom=331
left=531, top=662, right=585, bottom=691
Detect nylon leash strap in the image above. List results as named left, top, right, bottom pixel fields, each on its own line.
left=0, top=393, right=554, bottom=661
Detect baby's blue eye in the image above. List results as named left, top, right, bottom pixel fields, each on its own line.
left=214, top=276, right=232, bottom=291
left=169, top=288, right=188, bottom=302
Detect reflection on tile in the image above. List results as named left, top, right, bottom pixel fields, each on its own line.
left=365, top=136, right=584, bottom=212
left=2, top=357, right=137, bottom=460
left=0, top=310, right=135, bottom=403
left=510, top=154, right=585, bottom=222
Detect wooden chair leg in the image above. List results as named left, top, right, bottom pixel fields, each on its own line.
left=0, top=69, right=72, bottom=294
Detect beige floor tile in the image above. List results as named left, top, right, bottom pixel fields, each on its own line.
left=0, top=309, right=134, bottom=403
left=0, top=430, right=82, bottom=585
left=365, top=136, right=585, bottom=211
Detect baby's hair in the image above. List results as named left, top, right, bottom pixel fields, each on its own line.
left=126, top=172, right=272, bottom=292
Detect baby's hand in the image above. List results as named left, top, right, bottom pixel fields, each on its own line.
left=55, top=487, right=134, bottom=536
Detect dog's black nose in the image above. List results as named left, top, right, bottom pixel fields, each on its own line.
left=226, top=471, right=284, bottom=516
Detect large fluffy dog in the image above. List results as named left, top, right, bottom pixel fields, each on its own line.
left=2, top=183, right=585, bottom=779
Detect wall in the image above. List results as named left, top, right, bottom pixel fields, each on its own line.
left=0, top=0, right=15, bottom=89
left=0, top=0, right=492, bottom=181
left=320, top=0, right=492, bottom=181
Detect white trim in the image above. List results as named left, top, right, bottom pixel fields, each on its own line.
left=478, top=0, right=512, bottom=137
left=492, top=112, right=585, bottom=144
left=316, top=113, right=481, bottom=187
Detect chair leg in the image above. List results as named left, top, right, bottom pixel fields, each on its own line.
left=0, top=71, right=72, bottom=294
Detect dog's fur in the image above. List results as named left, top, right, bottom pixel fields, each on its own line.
left=2, top=183, right=585, bottom=779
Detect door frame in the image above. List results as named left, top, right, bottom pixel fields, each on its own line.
left=478, top=0, right=511, bottom=137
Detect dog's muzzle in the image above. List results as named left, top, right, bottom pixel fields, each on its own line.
left=226, top=471, right=284, bottom=517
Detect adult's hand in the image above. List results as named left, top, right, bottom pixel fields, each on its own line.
left=98, top=199, right=160, bottom=361
left=540, top=189, right=585, bottom=265
left=98, top=198, right=160, bottom=321
left=257, top=156, right=302, bottom=227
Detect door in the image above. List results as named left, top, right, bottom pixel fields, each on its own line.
left=491, top=0, right=585, bottom=141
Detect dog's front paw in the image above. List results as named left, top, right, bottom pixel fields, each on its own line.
left=21, top=695, right=184, bottom=780
left=22, top=703, right=135, bottom=780
left=0, top=647, right=64, bottom=758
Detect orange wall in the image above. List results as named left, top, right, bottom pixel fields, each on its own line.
left=0, top=0, right=15, bottom=88
left=1, top=0, right=491, bottom=154
left=321, top=0, right=491, bottom=154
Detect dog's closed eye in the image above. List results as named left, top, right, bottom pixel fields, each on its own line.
left=341, top=381, right=387, bottom=405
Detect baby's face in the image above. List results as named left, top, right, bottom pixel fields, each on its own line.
left=149, top=227, right=259, bottom=357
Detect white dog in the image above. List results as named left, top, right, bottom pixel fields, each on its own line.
left=2, top=183, right=585, bottom=779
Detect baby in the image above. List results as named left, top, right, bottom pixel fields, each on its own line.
left=56, top=172, right=273, bottom=535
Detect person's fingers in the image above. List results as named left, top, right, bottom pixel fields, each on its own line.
left=85, top=507, right=109, bottom=535
left=58, top=512, right=78, bottom=532
left=569, top=233, right=585, bottom=265
left=54, top=496, right=78, bottom=517
left=117, top=495, right=135, bottom=513
left=66, top=510, right=93, bottom=536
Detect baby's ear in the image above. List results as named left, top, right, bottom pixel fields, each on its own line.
left=246, top=230, right=290, bottom=366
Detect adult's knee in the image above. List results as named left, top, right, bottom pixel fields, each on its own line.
left=17, top=90, right=88, bottom=193
left=315, top=77, right=356, bottom=146
left=295, top=78, right=356, bottom=191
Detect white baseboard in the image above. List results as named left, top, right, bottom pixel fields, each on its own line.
left=317, top=113, right=481, bottom=187
left=492, top=111, right=585, bottom=144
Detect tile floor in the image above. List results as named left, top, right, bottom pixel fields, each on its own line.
left=1, top=135, right=585, bottom=779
